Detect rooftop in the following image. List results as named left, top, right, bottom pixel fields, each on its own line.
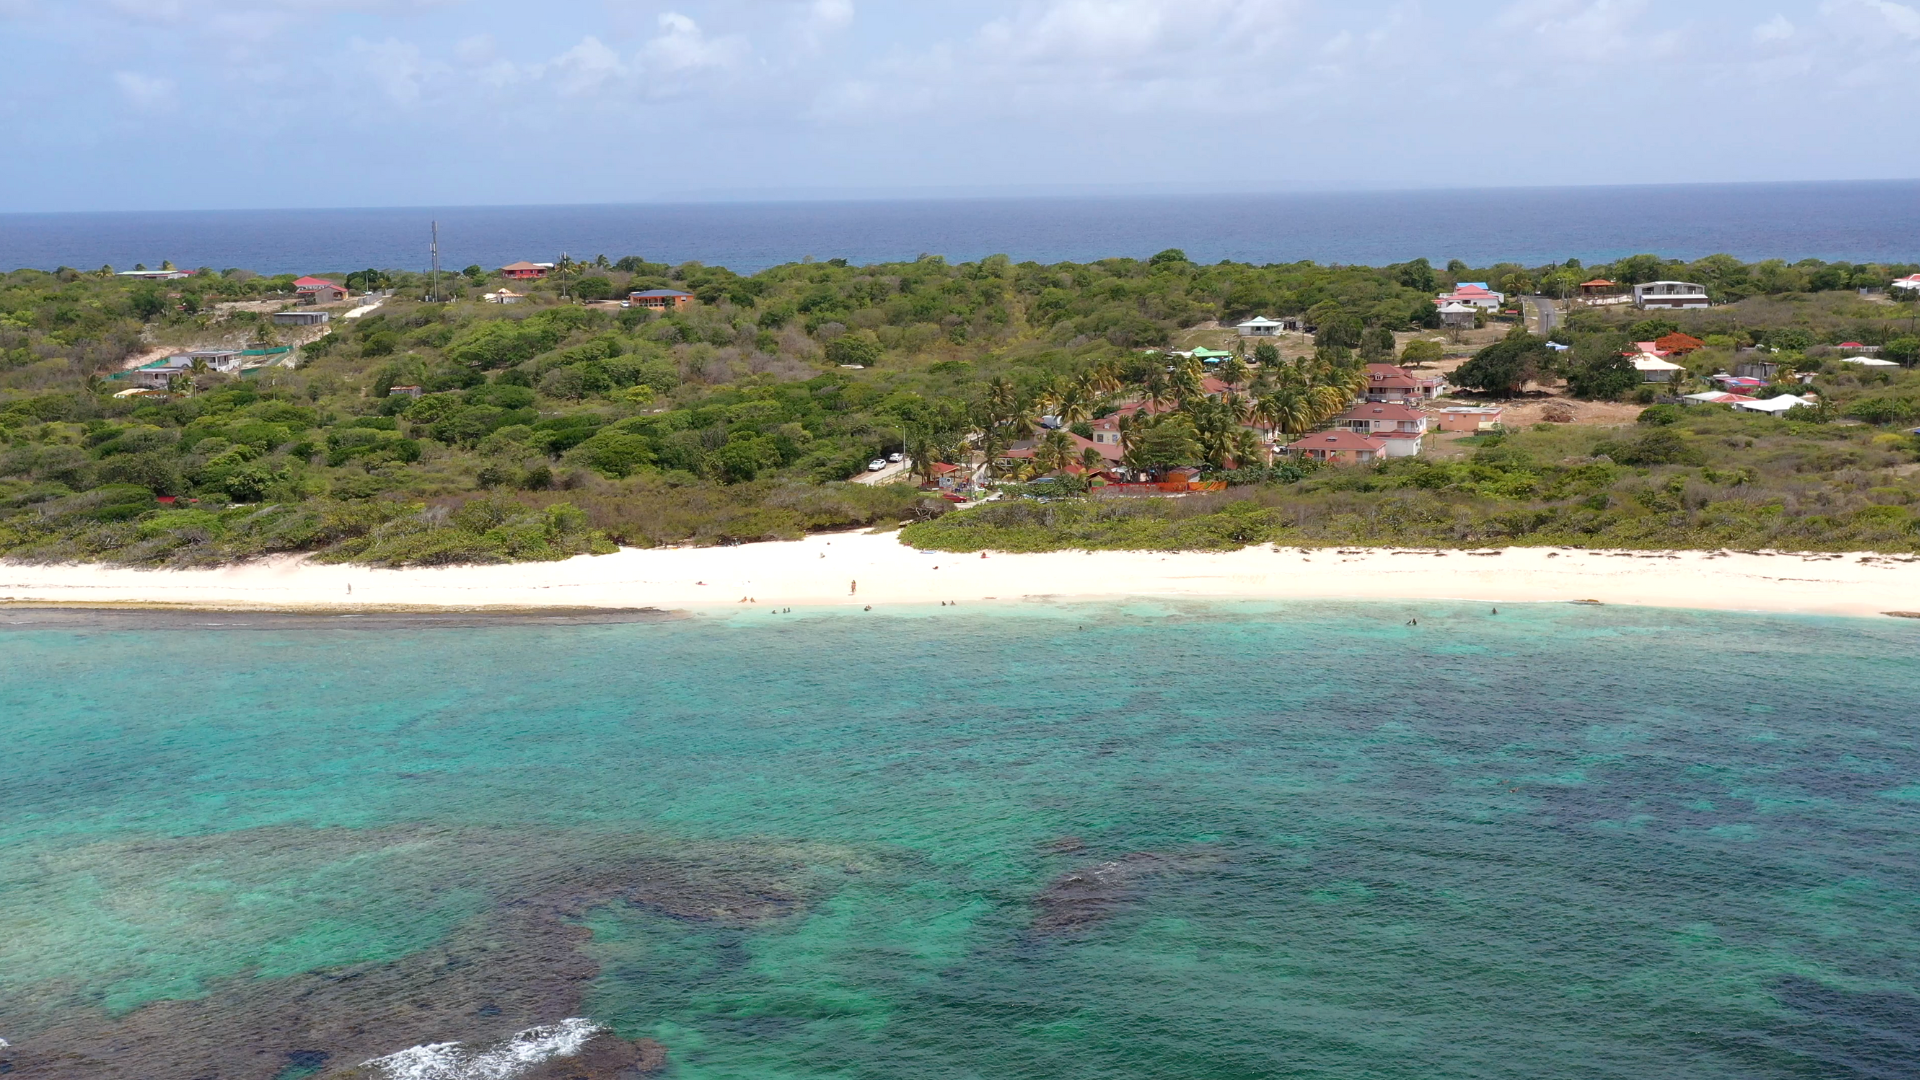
left=1289, top=430, right=1385, bottom=451
left=1340, top=402, right=1425, bottom=421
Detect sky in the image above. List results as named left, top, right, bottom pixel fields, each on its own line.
left=2, top=0, right=1918, bottom=212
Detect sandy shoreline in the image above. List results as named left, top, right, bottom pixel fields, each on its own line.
left=4, top=533, right=1920, bottom=620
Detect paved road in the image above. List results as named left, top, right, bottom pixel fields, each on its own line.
left=1528, top=295, right=1558, bottom=336
left=852, top=460, right=913, bottom=485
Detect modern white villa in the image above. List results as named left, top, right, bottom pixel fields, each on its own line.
left=1632, top=281, right=1710, bottom=309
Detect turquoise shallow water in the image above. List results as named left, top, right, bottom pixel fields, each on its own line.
left=3, top=601, right=1919, bottom=1079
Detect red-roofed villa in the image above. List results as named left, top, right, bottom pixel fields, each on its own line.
left=1337, top=402, right=1428, bottom=458
left=293, top=276, right=348, bottom=304
left=1287, top=429, right=1388, bottom=465
left=1365, top=363, right=1447, bottom=403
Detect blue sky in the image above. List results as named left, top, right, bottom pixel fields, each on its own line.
left=2, top=0, right=1918, bottom=212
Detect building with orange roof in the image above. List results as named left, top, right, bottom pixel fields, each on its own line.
left=1365, top=363, right=1447, bottom=403
left=1336, top=402, right=1428, bottom=458
left=1287, top=429, right=1388, bottom=465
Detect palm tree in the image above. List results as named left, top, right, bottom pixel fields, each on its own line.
left=1257, top=386, right=1317, bottom=442
left=984, top=376, right=1018, bottom=421
left=1220, top=355, right=1252, bottom=391
left=1170, top=363, right=1205, bottom=408
left=1079, top=447, right=1105, bottom=473
left=1035, top=429, right=1075, bottom=475
left=1231, top=427, right=1266, bottom=469
left=1040, top=377, right=1093, bottom=428
left=1142, top=369, right=1178, bottom=413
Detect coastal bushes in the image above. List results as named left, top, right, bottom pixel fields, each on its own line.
left=0, top=489, right=613, bottom=567
left=904, top=410, right=1920, bottom=555
left=3, top=254, right=1919, bottom=565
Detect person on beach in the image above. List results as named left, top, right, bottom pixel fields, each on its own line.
left=851, top=580, right=857, bottom=596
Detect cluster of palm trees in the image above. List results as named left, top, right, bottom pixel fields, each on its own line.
left=970, top=351, right=1368, bottom=480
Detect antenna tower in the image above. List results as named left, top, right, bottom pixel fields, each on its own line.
left=430, top=221, right=441, bottom=303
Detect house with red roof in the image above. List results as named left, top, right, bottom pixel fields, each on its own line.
left=1365, top=363, right=1447, bottom=403
left=1088, top=415, right=1126, bottom=451
left=1890, top=274, right=1920, bottom=293
left=1336, top=402, right=1428, bottom=458
left=1287, top=429, right=1388, bottom=465
left=500, top=261, right=552, bottom=280
left=293, top=276, right=348, bottom=304
left=629, top=288, right=694, bottom=311
left=999, top=430, right=1126, bottom=471
left=1434, top=282, right=1505, bottom=310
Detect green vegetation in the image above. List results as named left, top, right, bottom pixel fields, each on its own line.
left=2, top=251, right=1918, bottom=565
left=906, top=406, right=1920, bottom=553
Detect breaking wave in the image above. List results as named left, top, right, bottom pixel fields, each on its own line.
left=362, top=1019, right=602, bottom=1080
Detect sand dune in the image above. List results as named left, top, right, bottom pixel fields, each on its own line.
left=4, top=533, right=1919, bottom=619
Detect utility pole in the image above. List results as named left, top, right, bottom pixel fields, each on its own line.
left=430, top=221, right=441, bottom=303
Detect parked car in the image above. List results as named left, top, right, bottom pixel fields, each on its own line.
left=888, top=452, right=903, bottom=463
left=867, top=459, right=888, bottom=472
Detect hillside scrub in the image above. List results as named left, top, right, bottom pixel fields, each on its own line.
left=2, top=252, right=1919, bottom=565
left=904, top=408, right=1920, bottom=554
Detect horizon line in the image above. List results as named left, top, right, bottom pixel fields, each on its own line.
left=5, top=177, right=1920, bottom=219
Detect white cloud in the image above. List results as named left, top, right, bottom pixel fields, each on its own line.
left=454, top=33, right=495, bottom=65
left=113, top=71, right=177, bottom=112
left=352, top=36, right=432, bottom=105
left=978, top=0, right=1293, bottom=66
left=643, top=11, right=749, bottom=74
left=549, top=35, right=630, bottom=95
left=809, top=0, right=853, bottom=29
left=1752, top=14, right=1794, bottom=41
left=1856, top=0, right=1920, bottom=37
left=1491, top=0, right=1669, bottom=61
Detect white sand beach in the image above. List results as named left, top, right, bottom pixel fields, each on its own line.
left=4, top=534, right=1920, bottom=618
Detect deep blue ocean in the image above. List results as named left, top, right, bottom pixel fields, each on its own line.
left=3, top=181, right=1918, bottom=276
left=3, top=600, right=1918, bottom=1079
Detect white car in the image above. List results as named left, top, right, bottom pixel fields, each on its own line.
left=868, top=459, right=888, bottom=472
left=888, top=452, right=903, bottom=463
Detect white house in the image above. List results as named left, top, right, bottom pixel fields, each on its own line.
left=1437, top=301, right=1477, bottom=328
left=1336, top=402, right=1427, bottom=458
left=483, top=289, right=525, bottom=304
left=1235, top=316, right=1292, bottom=337
left=1633, top=281, right=1710, bottom=309
left=183, top=349, right=246, bottom=372
left=1435, top=283, right=1505, bottom=310
left=1890, top=274, right=1920, bottom=293
left=1632, top=356, right=1685, bottom=382
left=1841, top=355, right=1899, bottom=368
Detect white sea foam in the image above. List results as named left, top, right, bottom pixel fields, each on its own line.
left=361, top=1019, right=602, bottom=1080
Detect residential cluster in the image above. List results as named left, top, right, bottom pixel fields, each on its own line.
left=985, top=351, right=1481, bottom=485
